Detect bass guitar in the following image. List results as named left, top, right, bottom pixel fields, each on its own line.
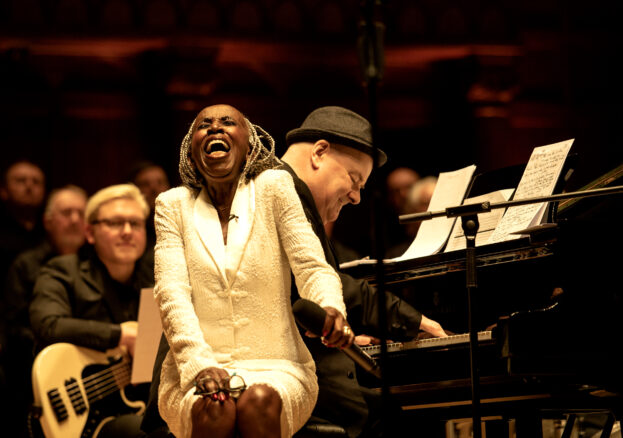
left=31, top=343, right=145, bottom=438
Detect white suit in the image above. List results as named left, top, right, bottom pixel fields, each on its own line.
left=153, top=169, right=345, bottom=438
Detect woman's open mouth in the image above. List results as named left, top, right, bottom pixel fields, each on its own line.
left=205, top=139, right=230, bottom=158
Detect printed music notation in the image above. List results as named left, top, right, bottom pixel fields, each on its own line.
left=340, top=139, right=574, bottom=269
left=488, top=139, right=574, bottom=244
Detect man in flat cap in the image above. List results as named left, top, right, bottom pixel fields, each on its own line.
left=280, top=106, right=446, bottom=437
left=141, top=106, right=446, bottom=438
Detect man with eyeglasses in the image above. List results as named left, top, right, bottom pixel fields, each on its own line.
left=30, top=183, right=154, bottom=438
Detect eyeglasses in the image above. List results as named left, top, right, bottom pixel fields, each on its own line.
left=194, top=373, right=247, bottom=400
left=91, top=217, right=145, bottom=231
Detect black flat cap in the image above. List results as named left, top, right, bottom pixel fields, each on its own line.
left=286, top=106, right=387, bottom=166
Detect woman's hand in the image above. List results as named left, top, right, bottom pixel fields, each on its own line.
left=194, top=367, right=231, bottom=402
left=191, top=367, right=237, bottom=436
left=320, top=306, right=355, bottom=349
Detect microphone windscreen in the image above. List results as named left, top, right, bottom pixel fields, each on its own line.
left=292, top=299, right=326, bottom=336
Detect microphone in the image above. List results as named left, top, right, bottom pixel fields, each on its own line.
left=292, top=299, right=381, bottom=379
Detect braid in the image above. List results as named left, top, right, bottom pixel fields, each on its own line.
left=178, top=115, right=280, bottom=190
left=241, top=118, right=280, bottom=182
left=178, top=119, right=201, bottom=189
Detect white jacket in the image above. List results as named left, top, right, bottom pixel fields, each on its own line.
left=154, top=169, right=345, bottom=438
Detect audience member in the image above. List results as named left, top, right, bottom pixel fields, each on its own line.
left=406, top=175, right=437, bottom=214
left=3, top=185, right=87, bottom=438
left=0, top=159, right=46, bottom=282
left=129, top=162, right=171, bottom=266
left=130, top=162, right=171, bottom=214
left=29, top=183, right=153, bottom=438
left=0, top=159, right=46, bottom=435
left=386, top=175, right=437, bottom=258
left=386, top=166, right=420, bottom=215
left=383, top=166, right=420, bottom=258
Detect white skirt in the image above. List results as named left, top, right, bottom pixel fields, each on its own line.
left=158, top=354, right=319, bottom=438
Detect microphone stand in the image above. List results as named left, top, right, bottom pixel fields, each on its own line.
left=398, top=184, right=623, bottom=438
left=462, top=212, right=482, bottom=438
left=359, top=0, right=389, bottom=435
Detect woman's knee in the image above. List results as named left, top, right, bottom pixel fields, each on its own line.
left=236, top=384, right=282, bottom=421
left=191, top=396, right=236, bottom=438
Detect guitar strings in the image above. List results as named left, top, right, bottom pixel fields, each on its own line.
left=82, top=365, right=131, bottom=400
left=64, top=360, right=133, bottom=404
left=79, top=372, right=132, bottom=403
left=84, top=372, right=131, bottom=401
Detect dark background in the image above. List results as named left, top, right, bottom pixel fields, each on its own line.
left=2, top=0, right=622, bottom=255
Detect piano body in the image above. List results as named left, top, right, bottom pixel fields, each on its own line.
left=344, top=163, right=623, bottom=436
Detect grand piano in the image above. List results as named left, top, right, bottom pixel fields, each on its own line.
left=343, top=162, right=623, bottom=437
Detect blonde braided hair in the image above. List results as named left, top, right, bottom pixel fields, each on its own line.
left=178, top=114, right=279, bottom=190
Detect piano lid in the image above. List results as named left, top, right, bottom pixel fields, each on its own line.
left=556, top=161, right=623, bottom=219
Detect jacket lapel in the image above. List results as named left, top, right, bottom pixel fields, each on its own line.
left=193, top=188, right=228, bottom=285
left=224, top=179, right=255, bottom=284
left=193, top=181, right=256, bottom=288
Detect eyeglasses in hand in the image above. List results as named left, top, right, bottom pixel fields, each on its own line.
left=194, top=373, right=247, bottom=400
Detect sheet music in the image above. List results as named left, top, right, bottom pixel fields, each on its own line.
left=488, top=139, right=574, bottom=244
left=131, top=287, right=163, bottom=384
left=393, top=164, right=477, bottom=261
left=444, top=188, right=515, bottom=252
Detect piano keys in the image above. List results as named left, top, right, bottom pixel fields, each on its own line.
left=360, top=330, right=493, bottom=357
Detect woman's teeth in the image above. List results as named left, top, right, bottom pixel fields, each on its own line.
left=206, top=139, right=229, bottom=155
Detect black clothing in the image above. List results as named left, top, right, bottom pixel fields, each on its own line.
left=2, top=241, right=61, bottom=437
left=283, top=162, right=422, bottom=437
left=30, top=247, right=153, bottom=352
left=0, top=202, right=45, bottom=358
left=0, top=205, right=45, bottom=438
left=28, top=247, right=153, bottom=438
left=5, top=241, right=58, bottom=349
left=0, top=202, right=45, bottom=289
left=282, top=163, right=423, bottom=341
left=141, top=165, right=424, bottom=437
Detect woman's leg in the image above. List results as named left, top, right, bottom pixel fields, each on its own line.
left=191, top=396, right=237, bottom=438
left=236, top=384, right=282, bottom=438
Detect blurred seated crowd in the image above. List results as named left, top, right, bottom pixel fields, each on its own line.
left=0, top=158, right=170, bottom=437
